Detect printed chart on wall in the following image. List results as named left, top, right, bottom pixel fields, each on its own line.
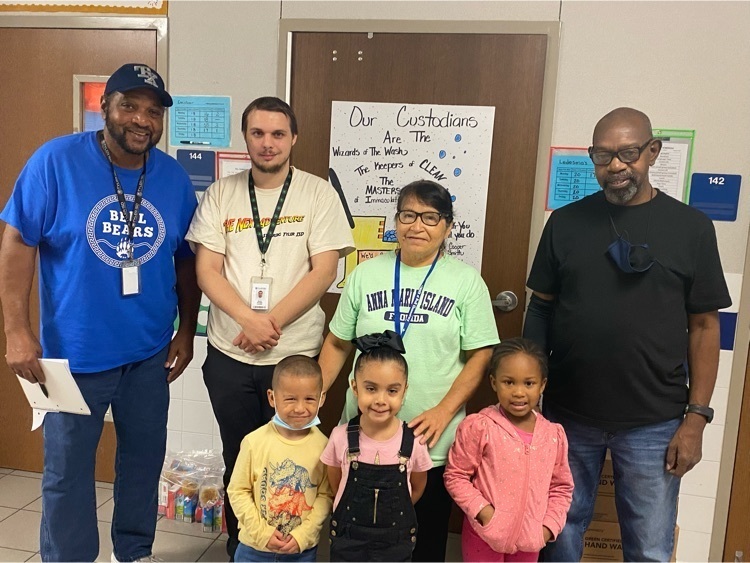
left=651, top=129, right=694, bottom=202
left=546, top=130, right=694, bottom=210
left=328, top=101, right=495, bottom=292
left=546, top=148, right=596, bottom=210
left=170, top=96, right=231, bottom=148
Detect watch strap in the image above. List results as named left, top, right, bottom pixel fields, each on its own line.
left=685, top=404, right=714, bottom=423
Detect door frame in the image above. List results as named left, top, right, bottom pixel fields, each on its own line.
left=0, top=14, right=169, bottom=151
left=715, top=224, right=750, bottom=561
left=277, top=19, right=561, bottom=273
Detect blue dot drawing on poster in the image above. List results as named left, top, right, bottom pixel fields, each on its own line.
left=383, top=230, right=397, bottom=242
left=439, top=150, right=446, bottom=159
left=454, top=168, right=462, bottom=177
left=454, top=134, right=462, bottom=142
left=451, top=195, right=457, bottom=202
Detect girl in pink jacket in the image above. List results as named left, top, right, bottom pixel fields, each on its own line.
left=444, top=338, right=573, bottom=562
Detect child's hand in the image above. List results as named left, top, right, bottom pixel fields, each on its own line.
left=266, top=530, right=287, bottom=552
left=278, top=535, right=300, bottom=554
left=543, top=526, right=553, bottom=543
left=476, top=505, right=495, bottom=527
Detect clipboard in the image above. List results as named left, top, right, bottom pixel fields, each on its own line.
left=16, top=359, right=91, bottom=430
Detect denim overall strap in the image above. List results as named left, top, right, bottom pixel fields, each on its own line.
left=346, top=415, right=361, bottom=460
left=398, top=421, right=415, bottom=460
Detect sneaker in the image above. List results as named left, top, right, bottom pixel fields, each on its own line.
left=111, top=552, right=163, bottom=562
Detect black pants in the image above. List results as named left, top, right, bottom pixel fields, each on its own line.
left=202, top=343, right=276, bottom=560
left=412, top=465, right=453, bottom=562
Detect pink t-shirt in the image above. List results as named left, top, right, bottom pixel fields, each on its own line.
left=516, top=428, right=534, bottom=445
left=321, top=423, right=434, bottom=509
left=498, top=406, right=535, bottom=444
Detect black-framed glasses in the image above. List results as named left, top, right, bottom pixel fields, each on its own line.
left=588, top=138, right=655, bottom=166
left=396, top=210, right=446, bottom=226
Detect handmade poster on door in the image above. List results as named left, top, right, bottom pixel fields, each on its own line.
left=328, top=101, right=495, bottom=292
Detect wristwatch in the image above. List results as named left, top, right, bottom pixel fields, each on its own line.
left=685, top=404, right=714, bottom=423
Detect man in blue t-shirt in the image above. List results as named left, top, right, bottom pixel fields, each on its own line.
left=0, top=63, right=200, bottom=562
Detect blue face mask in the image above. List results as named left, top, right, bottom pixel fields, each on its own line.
left=607, top=212, right=654, bottom=274
left=271, top=393, right=322, bottom=431
left=607, top=236, right=654, bottom=274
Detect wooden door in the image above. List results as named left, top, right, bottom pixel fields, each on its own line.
left=0, top=27, right=157, bottom=480
left=288, top=31, right=548, bottom=431
left=724, top=348, right=750, bottom=560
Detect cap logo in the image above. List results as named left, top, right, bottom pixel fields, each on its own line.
left=133, top=65, right=159, bottom=88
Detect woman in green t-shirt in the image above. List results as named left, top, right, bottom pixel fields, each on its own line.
left=319, top=179, right=500, bottom=562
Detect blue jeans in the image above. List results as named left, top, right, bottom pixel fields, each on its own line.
left=234, top=542, right=318, bottom=562
left=542, top=405, right=681, bottom=562
left=40, top=346, right=169, bottom=562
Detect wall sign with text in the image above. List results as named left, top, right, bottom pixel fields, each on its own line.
left=328, top=101, right=495, bottom=291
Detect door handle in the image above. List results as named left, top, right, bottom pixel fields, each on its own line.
left=492, top=291, right=518, bottom=312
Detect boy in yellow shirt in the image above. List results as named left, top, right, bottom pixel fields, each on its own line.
left=227, top=356, right=332, bottom=561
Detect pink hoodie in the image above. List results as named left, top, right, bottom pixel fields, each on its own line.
left=444, top=405, right=573, bottom=554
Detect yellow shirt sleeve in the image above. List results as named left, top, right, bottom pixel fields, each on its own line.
left=227, top=432, right=277, bottom=551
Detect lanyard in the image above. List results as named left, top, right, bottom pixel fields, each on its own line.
left=99, top=136, right=146, bottom=261
left=393, top=251, right=440, bottom=338
left=248, top=169, right=293, bottom=273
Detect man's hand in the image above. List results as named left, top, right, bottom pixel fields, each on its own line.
left=165, top=329, right=194, bottom=383
left=543, top=526, right=553, bottom=543
left=5, top=329, right=44, bottom=383
left=233, top=312, right=281, bottom=354
left=666, top=415, right=705, bottom=477
left=408, top=404, right=453, bottom=448
left=476, top=504, right=495, bottom=527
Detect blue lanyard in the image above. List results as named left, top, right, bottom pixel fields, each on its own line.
left=393, top=251, right=440, bottom=338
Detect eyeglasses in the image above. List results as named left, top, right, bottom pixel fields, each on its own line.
left=588, top=138, right=655, bottom=166
left=396, top=210, right=446, bottom=226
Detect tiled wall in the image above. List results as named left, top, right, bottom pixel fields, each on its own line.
left=166, top=337, right=220, bottom=455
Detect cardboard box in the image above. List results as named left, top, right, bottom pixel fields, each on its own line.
left=598, top=459, right=615, bottom=497
left=582, top=521, right=679, bottom=562
left=582, top=520, right=623, bottom=561
left=592, top=492, right=618, bottom=523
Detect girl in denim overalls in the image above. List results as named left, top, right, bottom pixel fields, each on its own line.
left=321, top=331, right=433, bottom=561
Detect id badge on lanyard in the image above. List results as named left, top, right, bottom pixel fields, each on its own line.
left=247, top=169, right=292, bottom=311
left=250, top=275, right=272, bottom=311
left=100, top=135, right=146, bottom=298
left=121, top=259, right=141, bottom=296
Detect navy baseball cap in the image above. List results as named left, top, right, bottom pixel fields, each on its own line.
left=104, top=63, right=173, bottom=107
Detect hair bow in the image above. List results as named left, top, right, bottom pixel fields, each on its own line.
left=351, top=330, right=406, bottom=354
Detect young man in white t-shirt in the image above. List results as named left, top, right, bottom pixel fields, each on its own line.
left=186, top=97, right=354, bottom=558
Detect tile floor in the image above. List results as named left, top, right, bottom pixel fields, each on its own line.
left=0, top=467, right=462, bottom=562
